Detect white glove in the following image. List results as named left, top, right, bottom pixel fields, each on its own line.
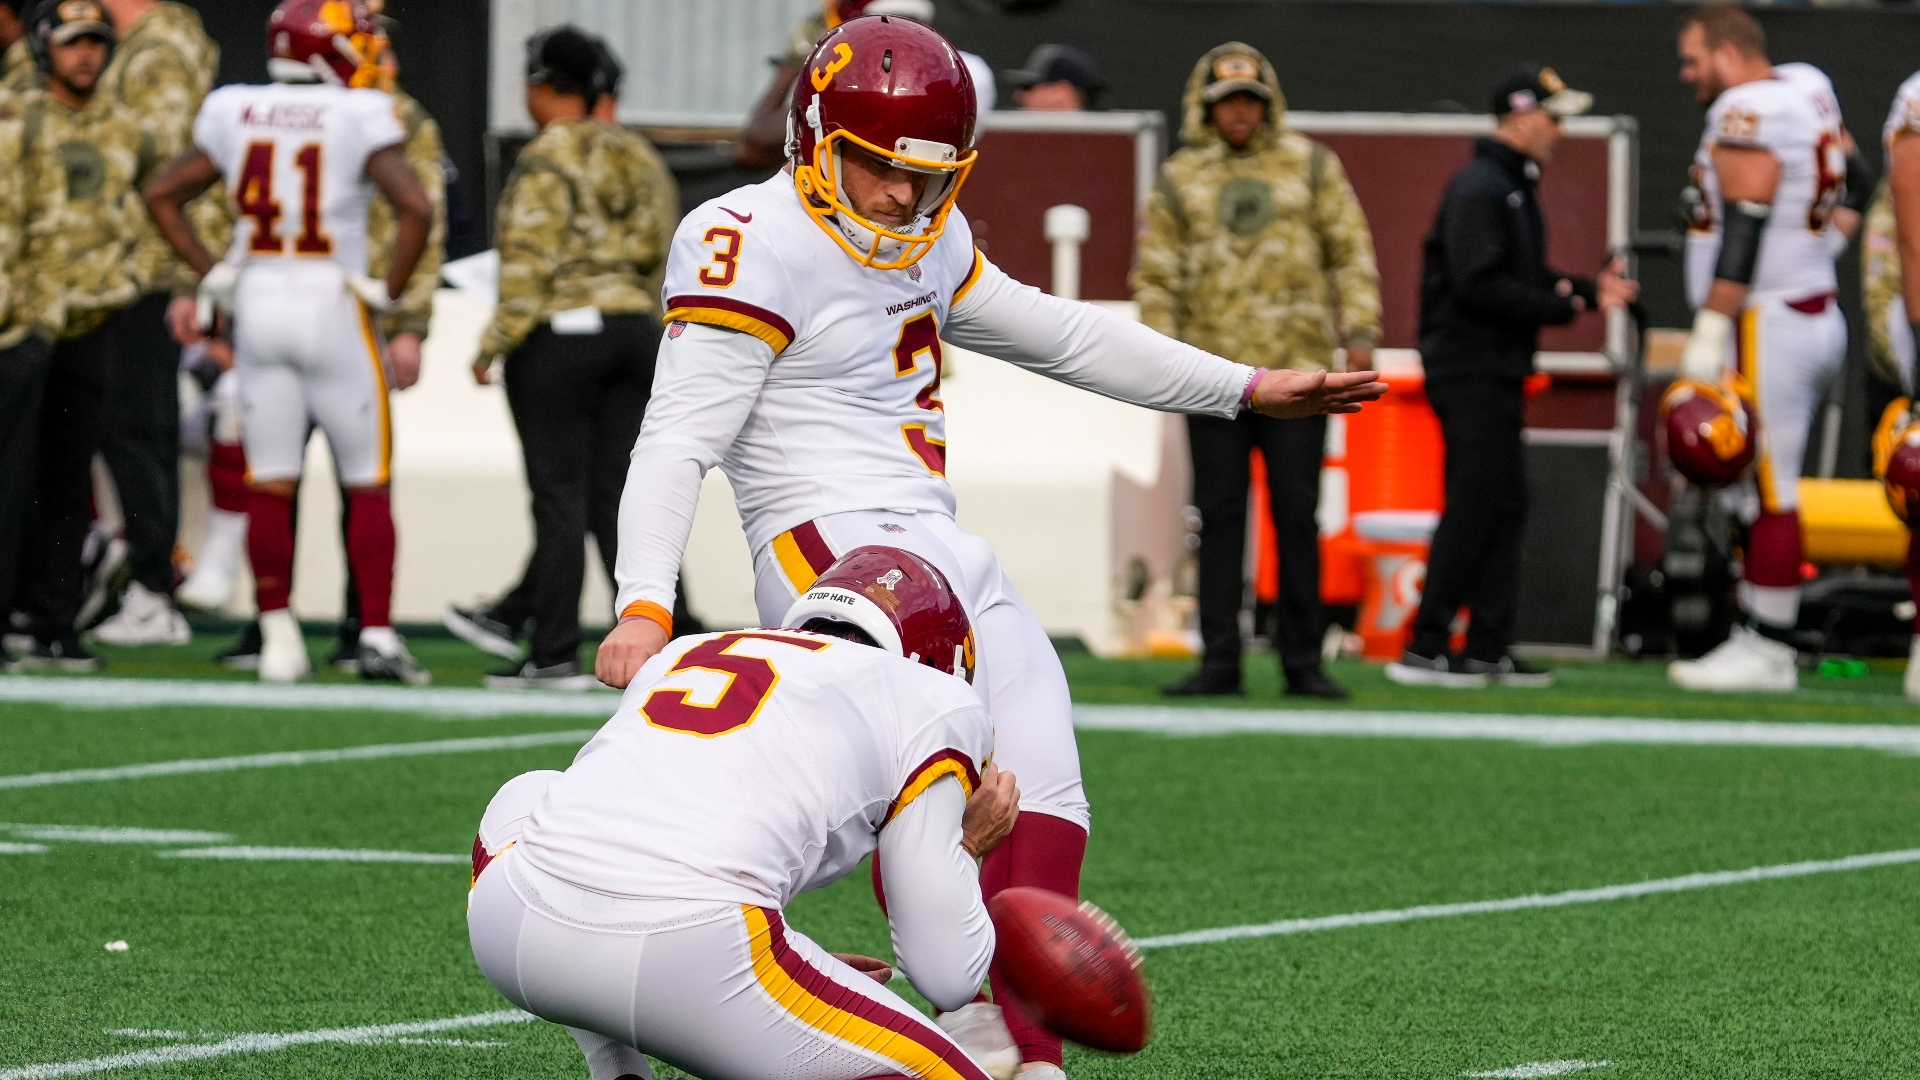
left=195, top=262, right=240, bottom=330
left=345, top=274, right=394, bottom=312
left=1678, top=308, right=1733, bottom=383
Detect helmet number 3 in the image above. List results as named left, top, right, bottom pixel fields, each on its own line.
left=642, top=632, right=828, bottom=738
left=698, top=226, right=742, bottom=288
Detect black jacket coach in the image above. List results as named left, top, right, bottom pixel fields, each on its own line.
left=1419, top=136, right=1595, bottom=380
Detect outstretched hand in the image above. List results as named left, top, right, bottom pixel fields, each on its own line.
left=1248, top=367, right=1386, bottom=418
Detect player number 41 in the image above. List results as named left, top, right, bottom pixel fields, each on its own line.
left=237, top=140, right=333, bottom=256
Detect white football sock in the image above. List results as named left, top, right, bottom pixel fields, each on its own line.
left=1737, top=581, right=1800, bottom=630
left=358, top=624, right=400, bottom=654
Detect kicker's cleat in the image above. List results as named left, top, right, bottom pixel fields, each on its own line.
left=936, top=1002, right=1020, bottom=1080
left=1385, top=649, right=1489, bottom=688
left=1668, top=624, right=1798, bottom=692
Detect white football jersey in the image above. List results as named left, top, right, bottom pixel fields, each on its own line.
left=516, top=630, right=992, bottom=909
left=1685, top=72, right=1846, bottom=308
left=659, top=175, right=983, bottom=555
left=1883, top=70, right=1920, bottom=153
left=193, top=82, right=407, bottom=277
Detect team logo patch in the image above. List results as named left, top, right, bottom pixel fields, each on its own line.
left=907, top=265, right=922, bottom=282
left=1213, top=55, right=1259, bottom=82
left=878, top=523, right=906, bottom=534
left=667, top=321, right=686, bottom=339
left=877, top=569, right=904, bottom=591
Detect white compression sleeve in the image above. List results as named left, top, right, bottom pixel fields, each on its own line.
left=944, top=256, right=1255, bottom=418
left=877, top=775, right=994, bottom=1013
left=612, top=323, right=773, bottom=616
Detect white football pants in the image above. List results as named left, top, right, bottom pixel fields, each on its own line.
left=467, top=772, right=992, bottom=1080
left=752, top=509, right=1089, bottom=832
left=1726, top=296, right=1847, bottom=513
left=231, top=264, right=392, bottom=487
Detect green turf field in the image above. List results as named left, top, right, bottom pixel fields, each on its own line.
left=3, top=637, right=1919, bottom=1079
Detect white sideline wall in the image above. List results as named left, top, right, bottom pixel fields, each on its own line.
left=176, top=292, right=1191, bottom=655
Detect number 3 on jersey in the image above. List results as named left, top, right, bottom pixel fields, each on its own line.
left=236, top=140, right=332, bottom=256
left=698, top=227, right=742, bottom=287
left=642, top=632, right=828, bottom=738
left=893, top=312, right=947, bottom=476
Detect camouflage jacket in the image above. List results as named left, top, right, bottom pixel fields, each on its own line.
left=1863, top=181, right=1904, bottom=389
left=0, top=90, right=66, bottom=348
left=366, top=87, right=447, bottom=340
left=1131, top=43, right=1381, bottom=373
left=480, top=119, right=679, bottom=358
left=24, top=88, right=158, bottom=337
left=1, top=39, right=33, bottom=95
left=97, top=1, right=218, bottom=297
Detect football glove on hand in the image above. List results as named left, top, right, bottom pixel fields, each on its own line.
left=345, top=274, right=394, bottom=312
left=195, top=262, right=241, bottom=331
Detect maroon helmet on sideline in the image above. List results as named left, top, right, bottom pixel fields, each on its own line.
left=1660, top=377, right=1756, bottom=486
left=788, top=15, right=977, bottom=269
left=782, top=546, right=977, bottom=682
left=267, top=0, right=387, bottom=88
left=1875, top=399, right=1920, bottom=522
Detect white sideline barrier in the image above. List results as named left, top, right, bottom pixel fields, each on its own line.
left=176, top=292, right=1190, bottom=655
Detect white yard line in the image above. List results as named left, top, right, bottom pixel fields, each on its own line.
left=1134, top=848, right=1920, bottom=949
left=1466, top=1062, right=1611, bottom=1078
left=3, top=826, right=229, bottom=844
left=11, top=676, right=1920, bottom=755
left=0, top=842, right=46, bottom=854
left=0, top=731, right=593, bottom=790
left=0, top=677, right=615, bottom=717
left=159, top=847, right=467, bottom=864
left=0, top=1009, right=537, bottom=1080
left=1075, top=706, right=1920, bottom=754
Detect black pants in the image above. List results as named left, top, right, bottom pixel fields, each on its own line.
left=99, top=293, right=181, bottom=595
left=0, top=336, right=54, bottom=615
left=1408, top=374, right=1528, bottom=661
left=1188, top=410, right=1328, bottom=672
left=503, top=314, right=660, bottom=667
left=19, top=316, right=120, bottom=636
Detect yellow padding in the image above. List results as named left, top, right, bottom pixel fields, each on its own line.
left=1798, top=479, right=1909, bottom=567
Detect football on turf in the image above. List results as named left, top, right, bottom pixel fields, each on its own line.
left=987, top=887, right=1150, bottom=1053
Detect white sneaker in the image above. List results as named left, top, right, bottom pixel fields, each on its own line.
left=87, top=582, right=191, bottom=646
left=258, top=609, right=312, bottom=682
left=176, top=509, right=248, bottom=612
left=936, top=1002, right=1020, bottom=1080
left=1905, top=636, right=1920, bottom=705
left=1668, top=624, right=1798, bottom=692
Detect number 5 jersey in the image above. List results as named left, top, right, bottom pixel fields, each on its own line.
left=193, top=81, right=405, bottom=277
left=514, top=629, right=993, bottom=911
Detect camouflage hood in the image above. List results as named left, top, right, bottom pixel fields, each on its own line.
left=1178, top=42, right=1287, bottom=152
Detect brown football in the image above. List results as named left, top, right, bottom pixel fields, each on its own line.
left=987, top=887, right=1150, bottom=1053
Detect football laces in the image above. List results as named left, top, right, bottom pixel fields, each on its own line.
left=1078, top=900, right=1143, bottom=970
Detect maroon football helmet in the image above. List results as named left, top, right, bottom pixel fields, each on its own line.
left=825, top=0, right=936, bottom=28
left=781, top=546, right=976, bottom=682
left=788, top=15, right=977, bottom=270
left=1660, top=377, right=1756, bottom=486
left=267, top=0, right=388, bottom=89
left=1877, top=400, right=1920, bottom=522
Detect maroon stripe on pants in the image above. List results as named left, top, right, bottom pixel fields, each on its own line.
left=790, top=520, right=837, bottom=575
left=759, top=908, right=991, bottom=1080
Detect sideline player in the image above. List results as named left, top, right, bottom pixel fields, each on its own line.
left=1666, top=5, right=1849, bottom=692
left=142, top=0, right=431, bottom=683
left=596, top=16, right=1382, bottom=1074
left=1870, top=69, right=1920, bottom=701
left=470, top=546, right=1020, bottom=1080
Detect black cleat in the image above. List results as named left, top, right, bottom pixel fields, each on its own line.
left=1284, top=664, right=1350, bottom=700
left=484, top=659, right=604, bottom=691
left=1384, top=649, right=1489, bottom=688
left=1161, top=667, right=1245, bottom=697
left=215, top=620, right=263, bottom=670
left=10, top=634, right=104, bottom=672
left=445, top=604, right=523, bottom=660
left=1462, top=653, right=1555, bottom=688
